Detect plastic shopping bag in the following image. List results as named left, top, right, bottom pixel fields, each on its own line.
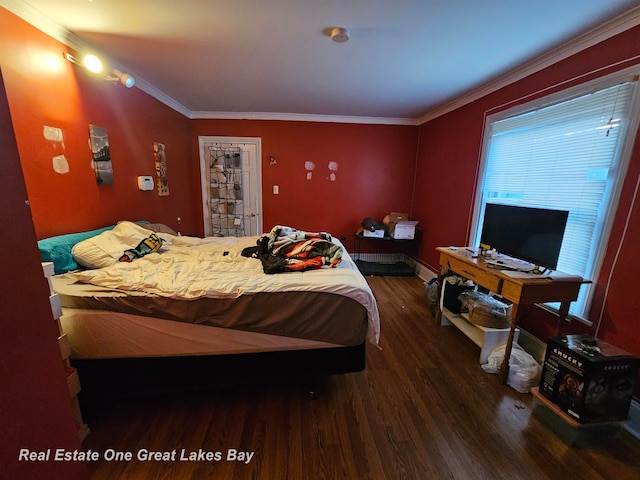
left=482, top=344, right=542, bottom=393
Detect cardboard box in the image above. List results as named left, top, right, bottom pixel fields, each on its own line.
left=392, top=221, right=419, bottom=239
left=383, top=212, right=409, bottom=230
left=362, top=229, right=385, bottom=238
left=380, top=212, right=418, bottom=239
left=539, top=335, right=639, bottom=423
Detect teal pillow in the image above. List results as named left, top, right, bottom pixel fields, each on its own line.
left=38, top=226, right=115, bottom=274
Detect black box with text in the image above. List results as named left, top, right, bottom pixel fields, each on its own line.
left=539, top=335, right=638, bottom=423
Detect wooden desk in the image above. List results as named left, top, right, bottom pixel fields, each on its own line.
left=435, top=247, right=584, bottom=384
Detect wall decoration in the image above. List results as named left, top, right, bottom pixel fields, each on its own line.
left=89, top=124, right=113, bottom=185
left=328, top=161, right=339, bottom=182
left=304, top=160, right=315, bottom=180
left=154, top=142, right=169, bottom=196
left=52, top=155, right=70, bottom=174
left=43, top=125, right=69, bottom=174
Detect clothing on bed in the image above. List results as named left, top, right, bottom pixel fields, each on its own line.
left=119, top=233, right=164, bottom=262
left=242, top=225, right=342, bottom=274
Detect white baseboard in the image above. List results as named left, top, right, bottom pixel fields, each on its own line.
left=415, top=262, right=437, bottom=282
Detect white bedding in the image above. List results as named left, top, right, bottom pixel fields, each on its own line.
left=71, top=222, right=380, bottom=344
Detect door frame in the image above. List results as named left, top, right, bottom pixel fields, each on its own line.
left=198, top=136, right=263, bottom=236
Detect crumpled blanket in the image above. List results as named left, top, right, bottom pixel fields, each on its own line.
left=242, top=225, right=342, bottom=274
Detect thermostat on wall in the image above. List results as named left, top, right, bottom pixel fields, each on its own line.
left=137, top=176, right=154, bottom=191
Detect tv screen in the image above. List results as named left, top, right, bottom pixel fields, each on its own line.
left=479, top=203, right=568, bottom=270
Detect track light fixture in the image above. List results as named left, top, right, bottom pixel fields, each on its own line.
left=64, top=52, right=135, bottom=88
left=109, top=69, right=135, bottom=88
left=65, top=52, right=103, bottom=73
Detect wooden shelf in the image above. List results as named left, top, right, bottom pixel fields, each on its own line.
left=440, top=307, right=519, bottom=364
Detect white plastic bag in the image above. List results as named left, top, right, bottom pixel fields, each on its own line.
left=482, top=344, right=542, bottom=393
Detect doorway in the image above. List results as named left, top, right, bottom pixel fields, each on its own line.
left=198, top=136, right=263, bottom=236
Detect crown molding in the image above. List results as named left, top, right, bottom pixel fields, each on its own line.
left=135, top=82, right=192, bottom=118
left=417, top=5, right=640, bottom=125
left=1, top=0, right=72, bottom=45
left=189, top=110, right=417, bottom=126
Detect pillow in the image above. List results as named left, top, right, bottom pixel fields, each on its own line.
left=71, top=221, right=156, bottom=269
left=38, top=225, right=115, bottom=274
left=142, top=222, right=178, bottom=236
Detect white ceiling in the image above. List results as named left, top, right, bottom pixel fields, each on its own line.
left=7, top=0, right=640, bottom=123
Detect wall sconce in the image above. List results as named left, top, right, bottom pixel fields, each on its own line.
left=64, top=52, right=135, bottom=88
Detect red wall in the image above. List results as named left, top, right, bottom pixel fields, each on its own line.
left=0, top=70, right=87, bottom=480
left=190, top=120, right=418, bottom=250
left=412, top=26, right=640, bottom=361
left=0, top=8, right=197, bottom=240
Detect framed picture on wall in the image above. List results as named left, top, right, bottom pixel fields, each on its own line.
left=154, top=142, right=169, bottom=196
left=89, top=124, right=113, bottom=185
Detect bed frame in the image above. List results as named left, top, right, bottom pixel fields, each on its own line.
left=73, top=342, right=366, bottom=409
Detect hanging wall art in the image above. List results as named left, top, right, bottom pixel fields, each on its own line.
left=154, top=142, right=169, bottom=196
left=89, top=124, right=113, bottom=185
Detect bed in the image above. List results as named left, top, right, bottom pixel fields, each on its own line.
left=40, top=221, right=380, bottom=401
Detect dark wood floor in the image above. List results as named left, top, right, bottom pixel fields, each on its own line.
left=82, top=275, right=640, bottom=480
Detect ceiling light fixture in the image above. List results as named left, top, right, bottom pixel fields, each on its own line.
left=65, top=52, right=104, bottom=73
left=82, top=54, right=104, bottom=74
left=110, top=69, right=136, bottom=88
left=64, top=52, right=135, bottom=88
left=330, top=27, right=350, bottom=43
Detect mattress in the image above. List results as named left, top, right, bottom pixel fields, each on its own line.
left=54, top=273, right=368, bottom=349
left=52, top=227, right=379, bottom=359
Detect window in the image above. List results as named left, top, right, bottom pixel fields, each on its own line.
left=472, top=68, right=640, bottom=320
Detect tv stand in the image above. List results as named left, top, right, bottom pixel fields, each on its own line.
left=435, top=247, right=584, bottom=384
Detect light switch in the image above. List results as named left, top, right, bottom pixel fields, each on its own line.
left=273, top=185, right=279, bottom=194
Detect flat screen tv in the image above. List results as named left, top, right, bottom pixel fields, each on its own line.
left=479, top=203, right=569, bottom=271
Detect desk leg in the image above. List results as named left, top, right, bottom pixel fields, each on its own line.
left=497, top=303, right=520, bottom=385
left=434, top=266, right=447, bottom=325
left=555, top=301, right=571, bottom=336
left=497, top=313, right=518, bottom=384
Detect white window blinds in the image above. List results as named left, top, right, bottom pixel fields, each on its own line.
left=476, top=77, right=638, bottom=318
